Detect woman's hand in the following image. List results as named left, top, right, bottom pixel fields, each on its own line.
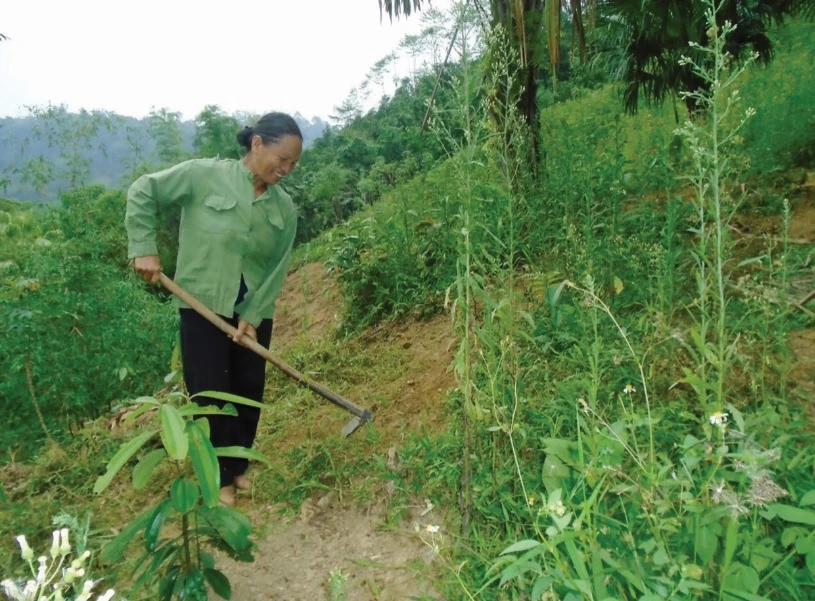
left=233, top=320, right=257, bottom=344
left=134, top=255, right=161, bottom=283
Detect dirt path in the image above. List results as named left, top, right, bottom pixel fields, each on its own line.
left=787, top=176, right=815, bottom=406
left=212, top=500, right=443, bottom=601
left=209, top=262, right=454, bottom=600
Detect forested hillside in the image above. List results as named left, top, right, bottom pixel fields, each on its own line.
left=2, top=2, right=815, bottom=600
left=0, top=108, right=327, bottom=202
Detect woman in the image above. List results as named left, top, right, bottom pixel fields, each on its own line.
left=125, top=112, right=303, bottom=505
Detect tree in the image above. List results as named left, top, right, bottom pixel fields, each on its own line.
left=194, top=105, right=242, bottom=160
left=379, top=0, right=427, bottom=22
left=148, top=108, right=187, bottom=166
left=600, top=0, right=815, bottom=115
left=380, top=0, right=548, bottom=172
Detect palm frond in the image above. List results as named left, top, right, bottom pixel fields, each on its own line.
left=379, top=0, right=428, bottom=23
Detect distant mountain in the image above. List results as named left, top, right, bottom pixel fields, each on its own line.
left=0, top=111, right=328, bottom=203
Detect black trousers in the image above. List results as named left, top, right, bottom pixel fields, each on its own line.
left=179, top=308, right=273, bottom=486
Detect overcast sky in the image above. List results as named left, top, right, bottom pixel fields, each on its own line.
left=1, top=0, right=454, bottom=122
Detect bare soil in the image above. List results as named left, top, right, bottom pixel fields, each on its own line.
left=212, top=497, right=444, bottom=601
left=209, top=262, right=455, bottom=600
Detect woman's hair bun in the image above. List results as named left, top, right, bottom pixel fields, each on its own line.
left=236, top=126, right=254, bottom=150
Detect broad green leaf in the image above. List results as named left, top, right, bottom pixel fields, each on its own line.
left=697, top=524, right=719, bottom=564
left=795, top=537, right=815, bottom=554
left=781, top=527, right=807, bottom=548
left=799, top=490, right=815, bottom=507
left=201, top=552, right=215, bottom=569
left=194, top=416, right=211, bottom=438
left=531, top=577, right=554, bottom=600
left=132, top=448, right=167, bottom=490
left=176, top=403, right=238, bottom=417
left=807, top=551, right=815, bottom=576
left=171, top=478, right=200, bottom=514
left=199, top=505, right=253, bottom=552
left=204, top=568, right=232, bottom=600
left=546, top=280, right=567, bottom=311
left=724, top=518, right=739, bottom=568
left=215, top=446, right=271, bottom=466
left=144, top=500, right=170, bottom=552
left=192, top=390, right=266, bottom=410
left=769, top=504, right=815, bottom=526
left=159, top=572, right=178, bottom=601
left=653, top=545, right=669, bottom=566
left=159, top=404, right=188, bottom=461
left=132, top=396, right=161, bottom=405
left=188, top=421, right=220, bottom=507
left=132, top=542, right=178, bottom=593
left=565, top=539, right=590, bottom=585
left=93, top=429, right=159, bottom=494
left=100, top=505, right=154, bottom=563
left=499, top=559, right=538, bottom=587
left=500, top=539, right=541, bottom=556
left=123, top=401, right=159, bottom=426
left=181, top=568, right=207, bottom=599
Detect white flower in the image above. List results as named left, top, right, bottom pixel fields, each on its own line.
left=76, top=579, right=95, bottom=601
left=59, top=529, right=70, bottom=555
left=15, top=535, right=33, bottom=562
left=709, top=412, right=729, bottom=426
left=50, top=530, right=61, bottom=560
left=98, top=590, right=115, bottom=601
left=425, top=524, right=440, bottom=534
left=623, top=384, right=636, bottom=395
left=2, top=580, right=23, bottom=600
left=36, top=556, right=47, bottom=584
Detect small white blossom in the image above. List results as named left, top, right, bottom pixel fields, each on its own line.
left=98, top=589, right=116, bottom=601
left=2, top=580, right=23, bottom=600
left=50, top=530, right=61, bottom=560
left=75, top=579, right=95, bottom=601
left=16, top=535, right=34, bottom=562
left=709, top=411, right=729, bottom=426
left=425, top=524, right=440, bottom=534
left=623, top=384, right=636, bottom=395
left=59, top=529, right=70, bottom=555
left=36, top=556, right=47, bottom=584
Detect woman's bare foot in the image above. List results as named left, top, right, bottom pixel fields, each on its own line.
left=219, top=485, right=236, bottom=506
left=234, top=474, right=252, bottom=491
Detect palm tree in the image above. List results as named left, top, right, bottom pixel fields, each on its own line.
left=380, top=0, right=549, bottom=171
left=598, top=0, right=815, bottom=115
left=379, top=0, right=427, bottom=22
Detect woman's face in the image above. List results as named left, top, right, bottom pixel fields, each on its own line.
left=250, top=134, right=302, bottom=186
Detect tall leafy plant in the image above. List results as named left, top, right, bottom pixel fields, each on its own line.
left=94, top=391, right=269, bottom=601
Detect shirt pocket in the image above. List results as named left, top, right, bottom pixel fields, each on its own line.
left=196, top=195, right=238, bottom=233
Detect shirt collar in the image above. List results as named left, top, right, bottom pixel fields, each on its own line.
left=238, top=158, right=254, bottom=181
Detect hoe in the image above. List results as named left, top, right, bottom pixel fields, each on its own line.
left=159, top=273, right=373, bottom=437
